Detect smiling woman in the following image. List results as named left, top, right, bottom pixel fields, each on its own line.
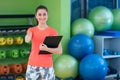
left=25, top=5, right=62, bottom=80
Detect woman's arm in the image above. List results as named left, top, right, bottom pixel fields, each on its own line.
left=25, top=32, right=32, bottom=43
left=39, top=43, right=62, bottom=54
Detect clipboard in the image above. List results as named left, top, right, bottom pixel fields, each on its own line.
left=39, top=35, right=63, bottom=54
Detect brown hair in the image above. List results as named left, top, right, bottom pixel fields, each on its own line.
left=35, top=5, right=48, bottom=13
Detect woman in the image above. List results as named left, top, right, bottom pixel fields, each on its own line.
left=25, top=5, right=62, bottom=80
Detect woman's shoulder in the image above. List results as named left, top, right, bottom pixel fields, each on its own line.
left=26, top=26, right=37, bottom=33
left=28, top=26, right=37, bottom=30
left=48, top=26, right=58, bottom=35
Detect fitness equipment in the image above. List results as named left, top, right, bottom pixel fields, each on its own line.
left=0, top=50, right=6, bottom=59
left=56, top=76, right=74, bottom=80
left=80, top=54, right=108, bottom=80
left=14, top=36, right=23, bottom=45
left=88, top=6, right=113, bottom=32
left=0, top=37, right=6, bottom=46
left=9, top=64, right=23, bottom=74
left=7, top=74, right=15, bottom=80
left=15, top=75, right=25, bottom=80
left=54, top=55, right=78, bottom=79
left=72, top=18, right=94, bottom=37
left=19, top=49, right=29, bottom=57
left=21, top=63, right=27, bottom=72
left=6, top=37, right=14, bottom=45
left=8, top=49, right=19, bottom=58
left=111, top=8, right=120, bottom=30
left=0, top=75, right=7, bottom=80
left=0, top=65, right=10, bottom=75
left=68, top=34, right=94, bottom=60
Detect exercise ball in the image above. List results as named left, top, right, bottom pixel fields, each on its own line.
left=72, top=18, right=94, bottom=37
left=54, top=55, right=79, bottom=79
left=111, top=8, right=120, bottom=30
left=88, top=6, right=113, bottom=32
left=68, top=34, right=94, bottom=60
left=52, top=54, right=61, bottom=63
left=80, top=54, right=108, bottom=80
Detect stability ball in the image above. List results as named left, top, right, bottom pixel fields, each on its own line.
left=54, top=55, right=79, bottom=79
left=68, top=34, right=94, bottom=60
left=88, top=6, right=113, bottom=32
left=80, top=54, right=108, bottom=80
left=72, top=18, right=94, bottom=37
left=111, top=8, right=120, bottom=30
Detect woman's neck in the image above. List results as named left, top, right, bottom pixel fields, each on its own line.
left=37, top=23, right=48, bottom=30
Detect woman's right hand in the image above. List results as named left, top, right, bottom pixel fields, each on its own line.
left=25, top=32, right=32, bottom=43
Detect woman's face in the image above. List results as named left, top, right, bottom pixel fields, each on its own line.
left=35, top=9, right=48, bottom=24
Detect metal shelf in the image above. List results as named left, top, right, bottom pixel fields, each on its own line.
left=103, top=55, right=120, bottom=59
left=105, top=74, right=117, bottom=79
left=0, top=14, right=35, bottom=31
left=0, top=14, right=34, bottom=18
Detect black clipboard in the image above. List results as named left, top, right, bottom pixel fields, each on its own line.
left=39, top=36, right=63, bottom=54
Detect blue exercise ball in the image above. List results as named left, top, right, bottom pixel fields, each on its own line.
left=68, top=34, right=94, bottom=60
left=80, top=54, right=108, bottom=80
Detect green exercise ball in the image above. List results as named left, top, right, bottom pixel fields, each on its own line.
left=52, top=54, right=61, bottom=63
left=54, top=55, right=79, bottom=79
left=72, top=18, right=94, bottom=37
left=111, top=8, right=120, bottom=30
left=88, top=6, right=113, bottom=32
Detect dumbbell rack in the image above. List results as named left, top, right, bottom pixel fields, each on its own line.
left=0, top=14, right=34, bottom=77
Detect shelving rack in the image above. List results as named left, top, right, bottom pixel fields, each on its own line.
left=0, top=14, right=34, bottom=77
left=93, top=35, right=120, bottom=79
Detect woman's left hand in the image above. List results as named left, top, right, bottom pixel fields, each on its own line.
left=39, top=44, right=48, bottom=51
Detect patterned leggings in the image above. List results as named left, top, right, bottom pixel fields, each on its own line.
left=26, top=65, right=55, bottom=80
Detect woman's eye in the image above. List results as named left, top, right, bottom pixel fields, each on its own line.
left=38, top=13, right=41, bottom=16
left=43, top=13, right=47, bottom=16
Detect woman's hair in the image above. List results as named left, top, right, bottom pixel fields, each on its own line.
left=35, top=5, right=48, bottom=13
left=35, top=5, right=48, bottom=25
